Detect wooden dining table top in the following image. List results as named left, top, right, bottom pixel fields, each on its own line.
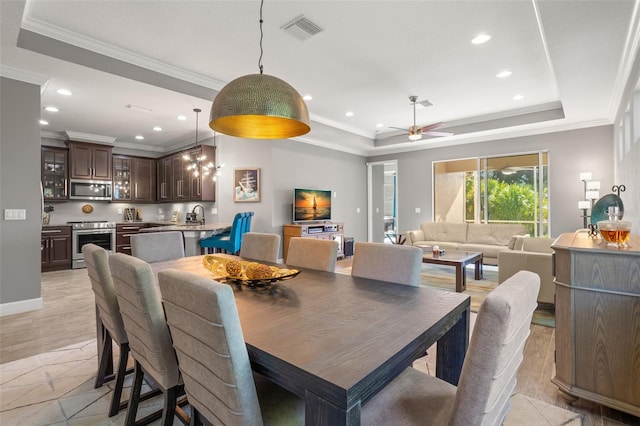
left=150, top=254, right=471, bottom=425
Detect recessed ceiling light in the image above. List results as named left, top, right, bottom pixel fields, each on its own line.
left=513, top=94, right=524, bottom=100
left=56, top=89, right=72, bottom=96
left=39, top=120, right=49, bottom=125
left=177, top=115, right=187, bottom=121
left=153, top=126, right=163, bottom=131
left=496, top=70, right=512, bottom=78
left=303, top=94, right=313, bottom=101
left=376, top=123, right=384, bottom=128
left=345, top=111, right=354, bottom=117
left=45, top=106, right=59, bottom=112
left=135, top=135, right=144, bottom=140
left=471, top=34, right=491, bottom=44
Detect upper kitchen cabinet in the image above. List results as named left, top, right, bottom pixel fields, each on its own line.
left=113, top=155, right=156, bottom=203
left=68, top=141, right=112, bottom=180
left=132, top=157, right=156, bottom=202
left=41, top=146, right=68, bottom=201
left=188, top=145, right=216, bottom=202
left=156, top=145, right=216, bottom=202
left=157, top=156, right=173, bottom=201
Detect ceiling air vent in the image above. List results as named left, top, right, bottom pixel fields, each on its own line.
left=417, top=99, right=433, bottom=109
left=281, top=15, right=323, bottom=41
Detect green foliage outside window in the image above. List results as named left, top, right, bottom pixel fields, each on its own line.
left=465, top=171, right=548, bottom=236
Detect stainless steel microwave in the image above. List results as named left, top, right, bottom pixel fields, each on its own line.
left=69, top=179, right=112, bottom=200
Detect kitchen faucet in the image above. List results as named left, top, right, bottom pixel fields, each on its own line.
left=191, top=204, right=205, bottom=225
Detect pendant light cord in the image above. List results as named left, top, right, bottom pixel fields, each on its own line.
left=258, top=0, right=264, bottom=74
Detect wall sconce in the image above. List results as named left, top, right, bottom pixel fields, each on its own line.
left=579, top=172, right=600, bottom=228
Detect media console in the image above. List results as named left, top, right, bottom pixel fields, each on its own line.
left=283, top=222, right=344, bottom=261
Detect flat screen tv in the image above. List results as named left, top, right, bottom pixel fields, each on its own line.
left=294, top=188, right=332, bottom=222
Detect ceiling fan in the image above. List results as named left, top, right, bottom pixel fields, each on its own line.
left=390, top=96, right=453, bottom=141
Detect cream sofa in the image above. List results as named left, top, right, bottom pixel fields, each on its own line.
left=498, top=236, right=555, bottom=304
left=405, top=222, right=527, bottom=265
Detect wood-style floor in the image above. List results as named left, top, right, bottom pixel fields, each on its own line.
left=1, top=260, right=638, bottom=425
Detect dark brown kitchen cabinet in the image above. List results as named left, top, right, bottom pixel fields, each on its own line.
left=41, top=226, right=72, bottom=272
left=68, top=141, right=112, bottom=180
left=116, top=223, right=147, bottom=255
left=188, top=145, right=216, bottom=202
left=132, top=158, right=156, bottom=202
left=157, top=156, right=173, bottom=201
left=157, top=144, right=216, bottom=202
left=113, top=156, right=156, bottom=202
left=41, top=146, right=68, bottom=201
left=172, top=153, right=188, bottom=200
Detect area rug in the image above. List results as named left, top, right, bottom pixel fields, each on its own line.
left=338, top=264, right=555, bottom=327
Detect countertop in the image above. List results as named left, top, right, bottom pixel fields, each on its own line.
left=140, top=223, right=232, bottom=233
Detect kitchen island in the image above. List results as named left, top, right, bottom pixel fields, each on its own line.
left=140, top=223, right=231, bottom=256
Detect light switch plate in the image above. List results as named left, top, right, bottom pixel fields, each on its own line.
left=415, top=207, right=421, bottom=213
left=4, top=209, right=26, bottom=220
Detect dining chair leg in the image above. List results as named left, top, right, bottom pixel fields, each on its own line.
left=160, top=386, right=178, bottom=426
left=125, top=360, right=144, bottom=426
left=95, top=329, right=114, bottom=388
left=109, top=342, right=130, bottom=416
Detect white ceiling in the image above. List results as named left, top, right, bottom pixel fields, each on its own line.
left=1, top=0, right=639, bottom=157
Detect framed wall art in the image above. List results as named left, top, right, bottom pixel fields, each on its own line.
left=233, top=168, right=260, bottom=202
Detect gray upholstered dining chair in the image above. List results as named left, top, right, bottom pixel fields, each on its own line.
left=158, top=269, right=304, bottom=425
left=240, top=232, right=281, bottom=263
left=82, top=243, right=131, bottom=417
left=351, top=242, right=423, bottom=286
left=285, top=237, right=339, bottom=272
left=109, top=253, right=187, bottom=426
left=130, top=231, right=185, bottom=263
left=361, top=270, right=540, bottom=425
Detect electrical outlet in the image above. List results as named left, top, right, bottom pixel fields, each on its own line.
left=117, top=208, right=123, bottom=214
left=333, top=191, right=337, bottom=197
left=211, top=207, right=218, bottom=215
left=356, top=208, right=361, bottom=213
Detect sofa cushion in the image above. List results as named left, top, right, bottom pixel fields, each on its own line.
left=467, top=224, right=527, bottom=246
left=420, top=222, right=468, bottom=244
left=459, top=243, right=509, bottom=261
left=508, top=234, right=530, bottom=250
left=521, top=237, right=555, bottom=253
left=413, top=241, right=461, bottom=252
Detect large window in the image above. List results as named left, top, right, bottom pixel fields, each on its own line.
left=434, top=152, right=549, bottom=236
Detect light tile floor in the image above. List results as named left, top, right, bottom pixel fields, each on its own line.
left=1, top=329, right=582, bottom=425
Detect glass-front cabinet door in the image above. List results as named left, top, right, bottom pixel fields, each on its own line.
left=113, top=156, right=131, bottom=201
left=41, top=147, right=68, bottom=201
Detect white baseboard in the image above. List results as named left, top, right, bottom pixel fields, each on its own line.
left=0, top=298, right=43, bottom=317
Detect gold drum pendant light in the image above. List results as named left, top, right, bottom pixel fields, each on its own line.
left=209, top=0, right=310, bottom=139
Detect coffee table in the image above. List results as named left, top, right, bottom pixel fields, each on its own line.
left=420, top=249, right=483, bottom=292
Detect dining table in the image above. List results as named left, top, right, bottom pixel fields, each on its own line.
left=145, top=254, right=471, bottom=426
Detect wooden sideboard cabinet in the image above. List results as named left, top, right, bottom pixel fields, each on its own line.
left=551, top=232, right=640, bottom=417
left=283, top=223, right=344, bottom=261
left=41, top=226, right=72, bottom=272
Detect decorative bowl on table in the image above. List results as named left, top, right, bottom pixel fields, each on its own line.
left=202, top=255, right=299, bottom=287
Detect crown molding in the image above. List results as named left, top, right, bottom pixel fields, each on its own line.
left=0, top=64, right=49, bottom=86
left=293, top=135, right=368, bottom=157
left=309, top=112, right=375, bottom=139
left=20, top=16, right=227, bottom=91
left=40, top=130, right=66, bottom=140
left=64, top=131, right=116, bottom=144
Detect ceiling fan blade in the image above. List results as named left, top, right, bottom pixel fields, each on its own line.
left=417, top=122, right=446, bottom=132
left=424, top=131, right=454, bottom=137
left=389, top=126, right=409, bottom=132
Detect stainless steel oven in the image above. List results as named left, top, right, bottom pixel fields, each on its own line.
left=69, top=221, right=116, bottom=268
